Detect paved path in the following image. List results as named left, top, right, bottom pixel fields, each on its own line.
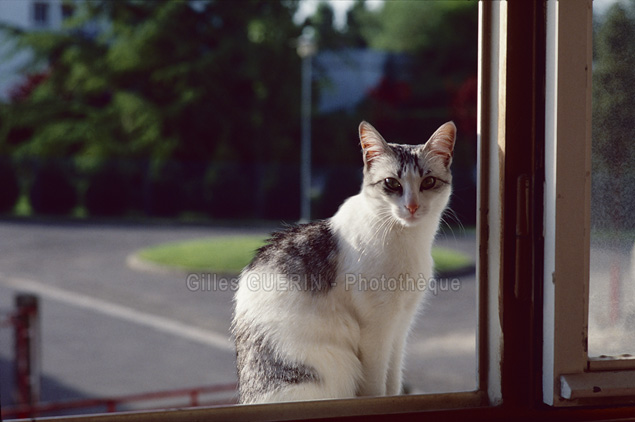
left=0, top=220, right=476, bottom=411
left=588, top=241, right=635, bottom=356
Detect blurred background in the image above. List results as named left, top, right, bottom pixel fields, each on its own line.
left=0, top=0, right=478, bottom=224
left=0, top=1, right=479, bottom=417
left=589, top=0, right=635, bottom=357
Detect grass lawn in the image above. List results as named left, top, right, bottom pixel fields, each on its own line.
left=136, top=235, right=473, bottom=275
left=137, top=235, right=268, bottom=274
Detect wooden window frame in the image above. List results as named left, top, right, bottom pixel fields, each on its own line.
left=542, top=0, right=635, bottom=407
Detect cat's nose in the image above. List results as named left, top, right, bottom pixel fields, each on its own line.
left=406, top=203, right=419, bottom=215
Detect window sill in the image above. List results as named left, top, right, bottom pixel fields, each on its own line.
left=561, top=370, right=635, bottom=402
left=21, top=391, right=486, bottom=422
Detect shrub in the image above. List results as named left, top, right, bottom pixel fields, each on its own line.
left=206, top=164, right=254, bottom=219
left=144, top=164, right=184, bottom=218
left=262, top=165, right=301, bottom=221
left=0, top=159, right=20, bottom=213
left=85, top=165, right=131, bottom=217
left=29, top=161, right=78, bottom=215
left=314, top=166, right=362, bottom=219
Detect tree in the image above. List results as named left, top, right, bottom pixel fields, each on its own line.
left=343, top=0, right=372, bottom=48
left=356, top=0, right=478, bottom=224
left=303, top=1, right=369, bottom=50
left=0, top=0, right=302, bottom=168
left=363, top=1, right=477, bottom=60
left=353, top=1, right=477, bottom=151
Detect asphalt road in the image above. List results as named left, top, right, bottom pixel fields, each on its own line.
left=0, top=219, right=477, bottom=413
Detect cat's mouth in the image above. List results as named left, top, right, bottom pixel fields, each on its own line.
left=397, top=212, right=422, bottom=227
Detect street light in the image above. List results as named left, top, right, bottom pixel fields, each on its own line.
left=297, top=26, right=316, bottom=223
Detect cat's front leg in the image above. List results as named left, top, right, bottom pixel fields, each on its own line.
left=385, top=330, right=408, bottom=395
left=356, top=325, right=394, bottom=397
left=385, top=294, right=424, bottom=396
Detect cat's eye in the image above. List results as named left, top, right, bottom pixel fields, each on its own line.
left=420, top=176, right=437, bottom=191
left=384, top=177, right=402, bottom=192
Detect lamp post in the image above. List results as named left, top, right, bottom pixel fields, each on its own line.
left=297, top=26, right=316, bottom=223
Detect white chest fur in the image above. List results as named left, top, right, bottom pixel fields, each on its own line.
left=329, top=193, right=438, bottom=396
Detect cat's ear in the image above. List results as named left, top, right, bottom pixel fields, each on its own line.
left=359, top=121, right=390, bottom=169
left=424, top=121, right=456, bottom=168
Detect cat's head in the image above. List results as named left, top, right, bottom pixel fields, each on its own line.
left=358, top=121, right=456, bottom=227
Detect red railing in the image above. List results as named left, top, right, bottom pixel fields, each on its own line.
left=1, top=383, right=238, bottom=419
left=0, top=293, right=42, bottom=419
left=13, top=294, right=41, bottom=409
left=1, top=294, right=238, bottom=419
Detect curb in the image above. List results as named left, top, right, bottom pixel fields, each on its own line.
left=126, top=253, right=192, bottom=276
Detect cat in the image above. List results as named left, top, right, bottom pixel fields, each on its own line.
left=232, top=120, right=456, bottom=404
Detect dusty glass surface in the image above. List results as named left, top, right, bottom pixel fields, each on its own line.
left=588, top=0, right=635, bottom=357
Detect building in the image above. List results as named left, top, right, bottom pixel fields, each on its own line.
left=313, top=49, right=413, bottom=114
left=0, top=0, right=72, bottom=101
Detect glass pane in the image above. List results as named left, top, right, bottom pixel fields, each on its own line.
left=589, top=0, right=635, bottom=357
left=0, top=0, right=477, bottom=417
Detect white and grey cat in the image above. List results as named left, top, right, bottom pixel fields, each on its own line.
left=232, top=120, right=456, bottom=404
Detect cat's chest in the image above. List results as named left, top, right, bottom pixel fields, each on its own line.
left=340, top=241, right=431, bottom=306
left=343, top=253, right=428, bottom=324
left=350, top=234, right=432, bottom=279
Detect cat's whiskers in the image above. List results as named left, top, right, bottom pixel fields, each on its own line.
left=439, top=207, right=464, bottom=240
left=359, top=210, right=395, bottom=259
left=377, top=212, right=398, bottom=247
left=363, top=212, right=392, bottom=248
left=368, top=210, right=393, bottom=237
left=378, top=212, right=400, bottom=250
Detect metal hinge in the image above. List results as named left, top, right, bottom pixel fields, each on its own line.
left=514, top=174, right=531, bottom=299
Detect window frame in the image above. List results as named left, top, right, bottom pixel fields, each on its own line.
left=32, top=1, right=50, bottom=27
left=542, top=0, right=635, bottom=407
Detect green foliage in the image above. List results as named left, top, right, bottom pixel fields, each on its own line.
left=0, top=0, right=479, bottom=223
left=144, top=162, right=185, bottom=218
left=302, top=1, right=370, bottom=49
left=262, top=165, right=301, bottom=221
left=592, top=2, right=635, bottom=230
left=1, top=0, right=302, bottom=167
left=344, top=0, right=374, bottom=48
left=364, top=1, right=477, bottom=58
left=593, top=2, right=635, bottom=173
left=85, top=164, right=131, bottom=217
left=314, top=166, right=362, bottom=219
left=0, top=159, right=20, bottom=213
left=29, top=161, right=79, bottom=215
left=205, top=163, right=255, bottom=219
left=360, top=0, right=478, bottom=108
